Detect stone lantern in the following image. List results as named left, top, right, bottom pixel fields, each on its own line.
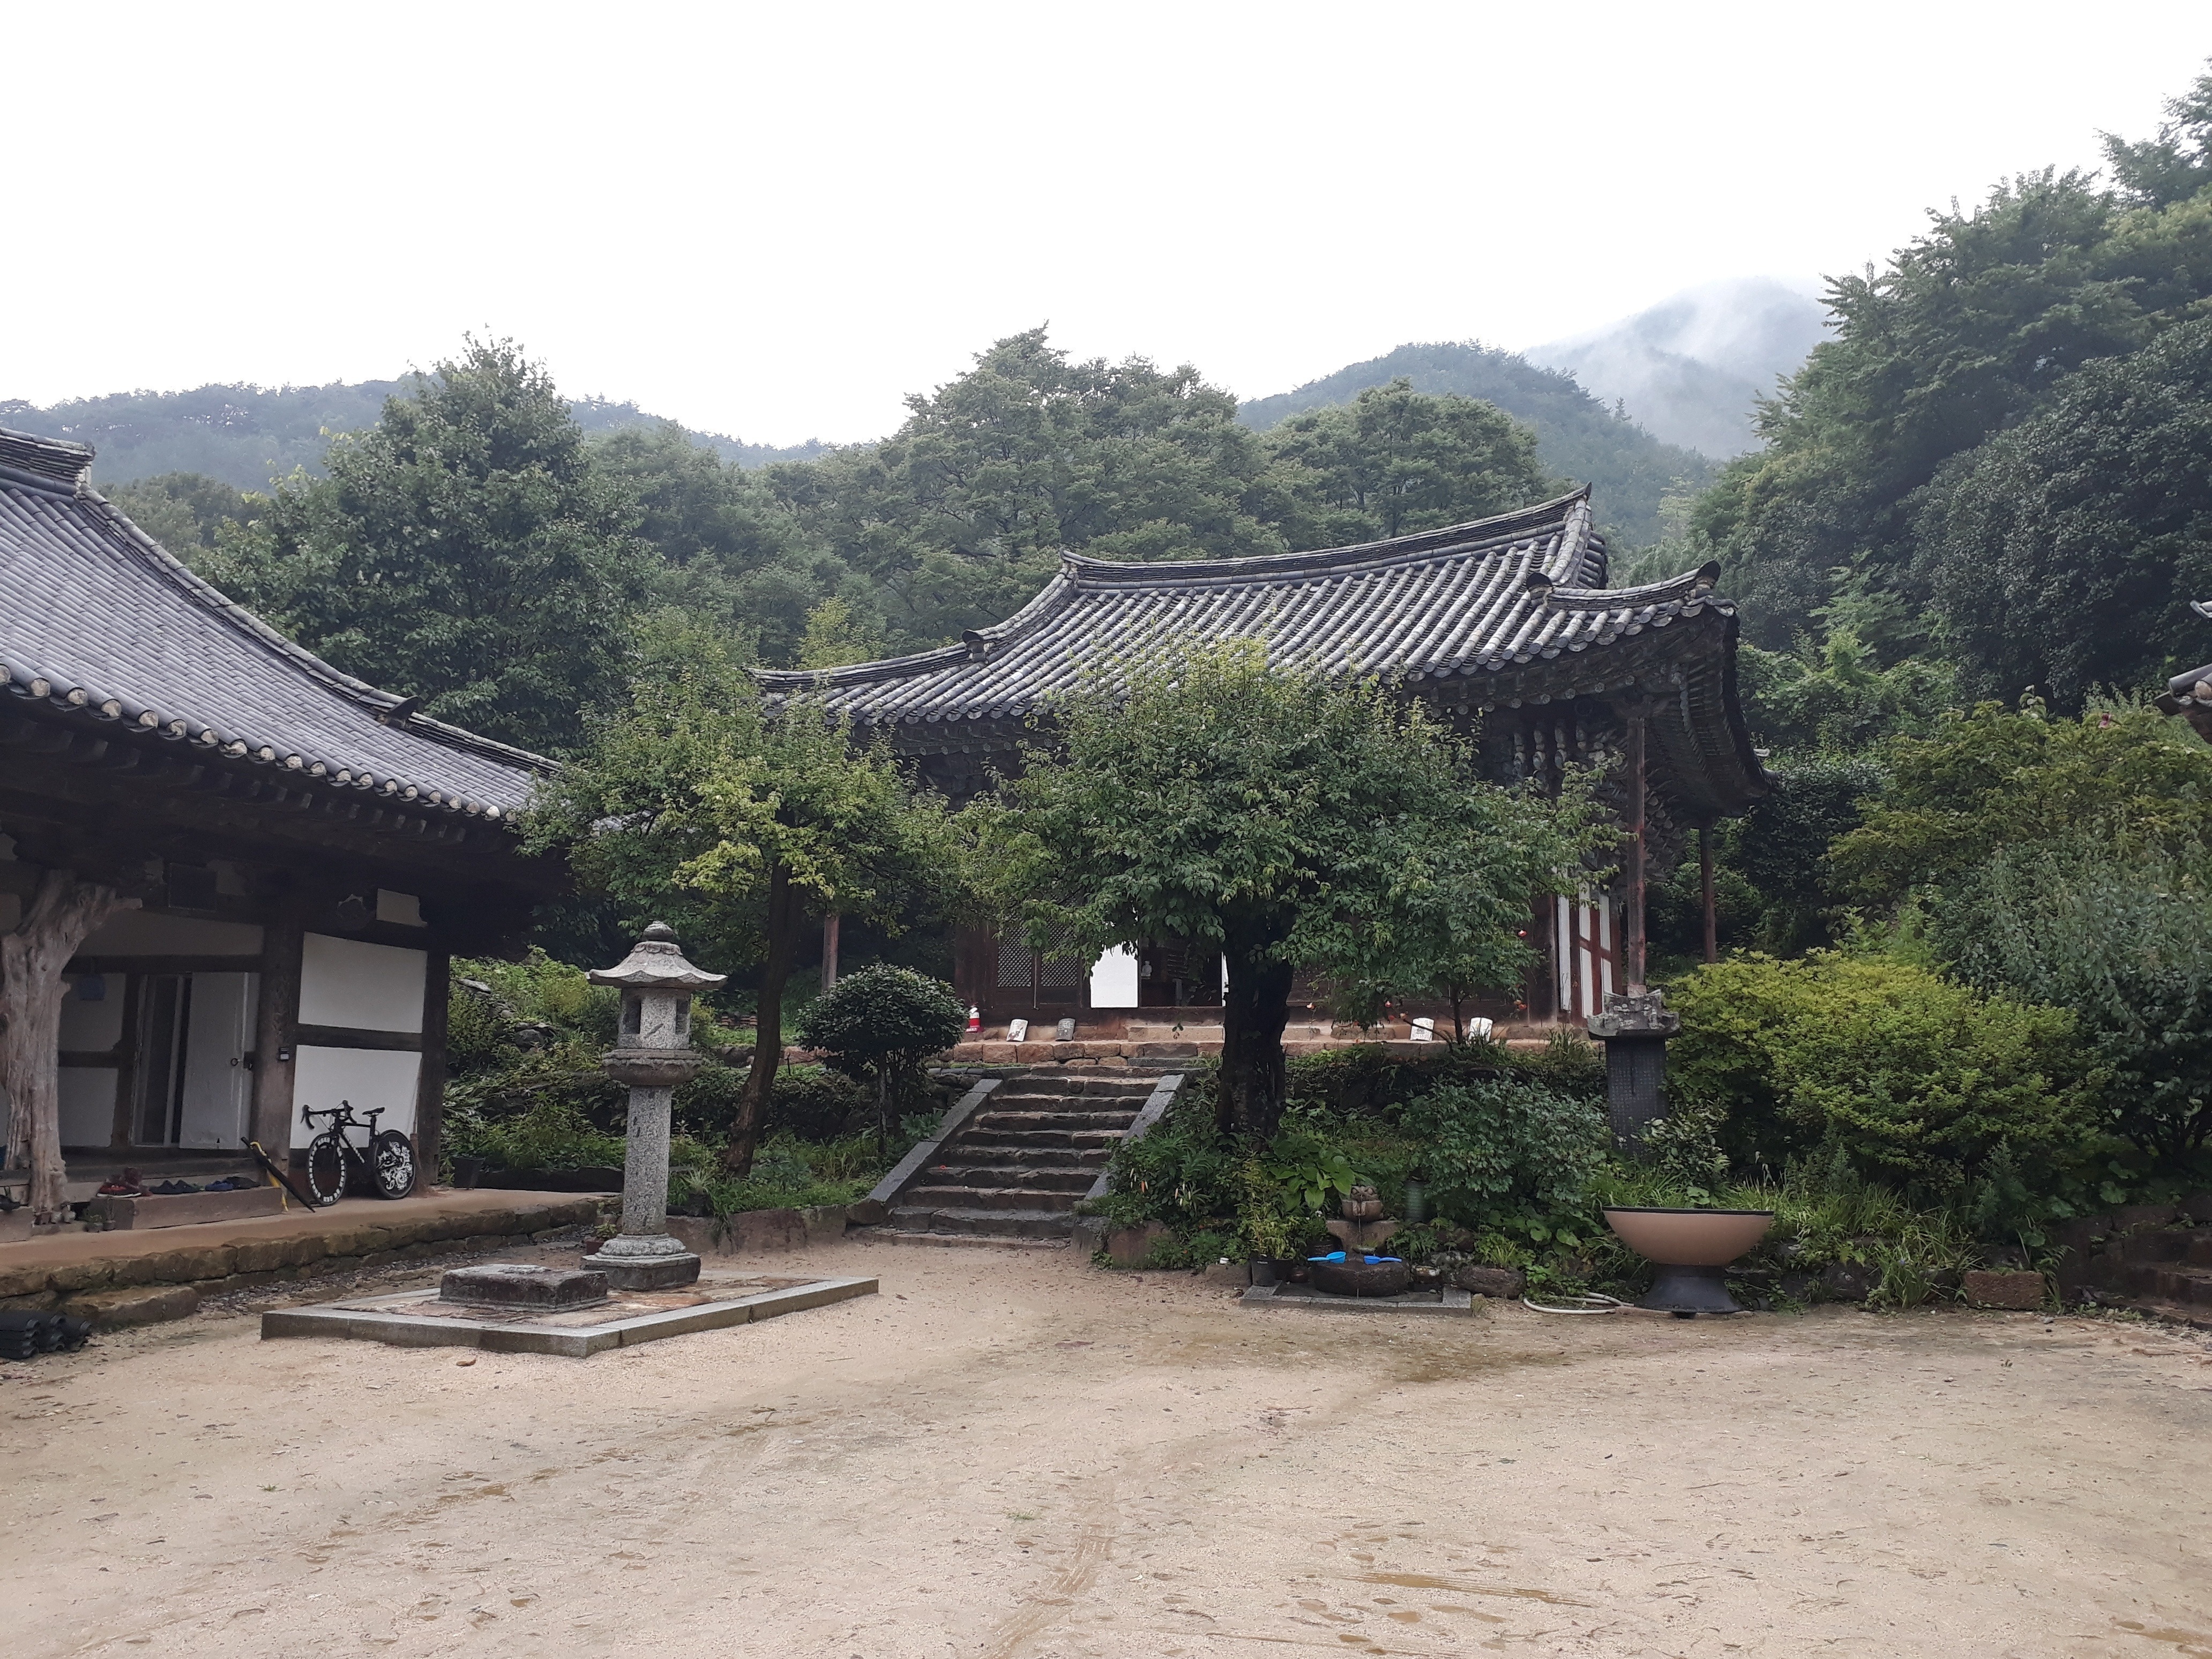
left=581, top=922, right=726, bottom=1290
left=1588, top=988, right=1680, bottom=1149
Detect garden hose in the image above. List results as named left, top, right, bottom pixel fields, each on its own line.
left=1520, top=1291, right=1626, bottom=1315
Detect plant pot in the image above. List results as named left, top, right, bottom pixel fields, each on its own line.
left=1249, top=1259, right=1280, bottom=1287
left=1602, top=1207, right=1774, bottom=1315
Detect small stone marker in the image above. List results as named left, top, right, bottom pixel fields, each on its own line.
left=440, top=1263, right=609, bottom=1311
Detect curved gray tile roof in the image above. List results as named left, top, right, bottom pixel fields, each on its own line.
left=0, top=427, right=549, bottom=817
left=759, top=489, right=1731, bottom=726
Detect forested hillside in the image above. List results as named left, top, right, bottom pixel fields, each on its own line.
left=146, top=330, right=1571, bottom=754
left=0, top=381, right=823, bottom=493
left=1239, top=340, right=1712, bottom=547
left=1694, top=66, right=2212, bottom=707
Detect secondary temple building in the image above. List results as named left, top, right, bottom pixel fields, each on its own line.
left=758, top=489, right=1769, bottom=1035
left=0, top=428, right=559, bottom=1219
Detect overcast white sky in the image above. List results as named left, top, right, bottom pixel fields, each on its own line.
left=6, top=2, right=2208, bottom=444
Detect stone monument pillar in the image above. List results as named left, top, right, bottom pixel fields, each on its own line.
left=1587, top=988, right=1681, bottom=1149
left=581, top=922, right=726, bottom=1290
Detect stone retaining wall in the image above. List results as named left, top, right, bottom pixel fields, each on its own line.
left=0, top=1197, right=606, bottom=1327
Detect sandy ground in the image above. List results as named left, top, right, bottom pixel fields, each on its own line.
left=7, top=1238, right=2212, bottom=1659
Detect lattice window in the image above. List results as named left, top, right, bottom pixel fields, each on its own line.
left=996, top=939, right=1037, bottom=988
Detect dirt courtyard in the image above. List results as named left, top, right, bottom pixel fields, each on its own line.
left=7, top=1237, right=2211, bottom=1658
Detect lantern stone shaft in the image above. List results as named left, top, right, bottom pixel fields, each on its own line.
left=581, top=922, right=725, bottom=1290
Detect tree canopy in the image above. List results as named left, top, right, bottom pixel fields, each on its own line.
left=967, top=640, right=1601, bottom=1141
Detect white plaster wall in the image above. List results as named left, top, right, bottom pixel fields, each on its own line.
left=58, top=1067, right=117, bottom=1147
left=79, top=911, right=263, bottom=956
left=1089, top=946, right=1139, bottom=1008
left=375, top=890, right=425, bottom=926
left=58, top=976, right=128, bottom=1050
left=290, top=1046, right=421, bottom=1148
left=300, top=935, right=426, bottom=1033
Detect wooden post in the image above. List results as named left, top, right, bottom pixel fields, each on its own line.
left=249, top=896, right=306, bottom=1164
left=414, top=948, right=450, bottom=1183
left=1700, top=824, right=1718, bottom=966
left=1623, top=709, right=1648, bottom=994
left=821, top=912, right=840, bottom=993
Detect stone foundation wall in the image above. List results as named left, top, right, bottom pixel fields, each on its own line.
left=0, top=1197, right=606, bottom=1327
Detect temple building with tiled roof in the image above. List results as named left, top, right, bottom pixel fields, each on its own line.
left=0, top=426, right=561, bottom=1217
left=760, top=489, right=1767, bottom=1035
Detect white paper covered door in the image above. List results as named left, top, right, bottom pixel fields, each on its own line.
left=178, top=972, right=257, bottom=1148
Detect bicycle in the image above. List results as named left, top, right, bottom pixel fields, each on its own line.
left=299, top=1100, right=417, bottom=1204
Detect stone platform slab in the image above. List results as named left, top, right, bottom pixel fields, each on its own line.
left=262, top=1271, right=877, bottom=1357
left=85, top=1186, right=284, bottom=1230
left=1240, top=1281, right=1477, bottom=1317
left=0, top=1189, right=608, bottom=1322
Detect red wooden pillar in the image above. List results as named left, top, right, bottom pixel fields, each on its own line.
left=1623, top=708, right=1648, bottom=994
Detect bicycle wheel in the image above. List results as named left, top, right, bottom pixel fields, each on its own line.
left=304, top=1133, right=347, bottom=1206
left=370, top=1130, right=417, bottom=1200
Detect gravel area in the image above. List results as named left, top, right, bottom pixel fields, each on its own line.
left=6, top=1236, right=2211, bottom=1657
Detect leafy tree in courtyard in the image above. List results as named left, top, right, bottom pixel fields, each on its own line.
left=798, top=965, right=967, bottom=1156
left=103, top=472, right=250, bottom=557
left=967, top=640, right=1601, bottom=1142
left=1261, top=377, right=1559, bottom=547
left=205, top=339, right=645, bottom=755
left=526, top=616, right=952, bottom=1175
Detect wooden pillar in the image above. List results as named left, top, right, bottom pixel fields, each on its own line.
left=414, top=948, right=450, bottom=1183
left=821, top=913, right=840, bottom=993
left=1623, top=709, right=1648, bottom=994
left=248, top=896, right=305, bottom=1163
left=1699, top=824, right=1718, bottom=966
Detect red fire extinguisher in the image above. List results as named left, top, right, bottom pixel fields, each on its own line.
left=967, top=1005, right=981, bottom=1033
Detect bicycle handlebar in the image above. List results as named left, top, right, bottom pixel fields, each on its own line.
left=298, top=1100, right=387, bottom=1129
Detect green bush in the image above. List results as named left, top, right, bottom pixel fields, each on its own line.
left=1666, top=953, right=2101, bottom=1197
left=1394, top=1077, right=1609, bottom=1225
left=445, top=1096, right=626, bottom=1172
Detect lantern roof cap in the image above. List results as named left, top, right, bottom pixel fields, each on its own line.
left=589, top=922, right=727, bottom=990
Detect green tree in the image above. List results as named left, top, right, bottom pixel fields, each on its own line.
left=1737, top=629, right=1958, bottom=754
left=526, top=615, right=953, bottom=1174
left=767, top=328, right=1289, bottom=652
left=1917, top=316, right=2212, bottom=707
left=1261, top=378, right=1558, bottom=545
left=1827, top=701, right=2212, bottom=906
left=1941, top=840, right=2212, bottom=1167
left=2102, top=64, right=2212, bottom=208
left=967, top=640, right=1598, bottom=1141
left=103, top=472, right=251, bottom=556
left=206, top=339, right=645, bottom=755
left=797, top=965, right=967, bottom=1156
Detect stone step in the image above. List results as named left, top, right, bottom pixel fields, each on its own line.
left=952, top=1126, right=1129, bottom=1153
left=887, top=1203, right=1073, bottom=1239
left=992, top=1077, right=1157, bottom=1098
left=969, top=1110, right=1141, bottom=1141
left=2119, top=1227, right=2212, bottom=1266
left=913, top=1163, right=1097, bottom=1192
left=931, top=1140, right=1113, bottom=1168
left=2120, top=1262, right=2212, bottom=1307
left=903, top=1182, right=1088, bottom=1213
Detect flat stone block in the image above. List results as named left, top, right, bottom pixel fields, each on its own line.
left=1107, top=1221, right=1168, bottom=1267
left=60, top=1283, right=201, bottom=1327
left=1964, top=1269, right=2045, bottom=1310
left=1241, top=1282, right=1475, bottom=1318
left=441, top=1262, right=610, bottom=1310
left=584, top=1249, right=701, bottom=1290
left=85, top=1186, right=283, bottom=1230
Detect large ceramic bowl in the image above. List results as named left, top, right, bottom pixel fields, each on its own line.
left=1602, top=1207, right=1774, bottom=1266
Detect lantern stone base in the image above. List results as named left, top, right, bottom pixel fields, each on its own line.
left=582, top=1247, right=701, bottom=1290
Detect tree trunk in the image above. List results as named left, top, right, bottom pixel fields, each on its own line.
left=725, top=862, right=800, bottom=1177
left=2, top=870, right=139, bottom=1221
left=1216, top=937, right=1295, bottom=1144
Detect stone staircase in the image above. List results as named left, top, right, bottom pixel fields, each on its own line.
left=882, top=1073, right=1160, bottom=1245
left=2068, top=1202, right=2212, bottom=1326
